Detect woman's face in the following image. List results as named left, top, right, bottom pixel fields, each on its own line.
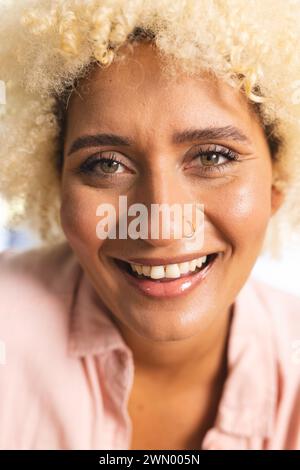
left=60, top=43, right=282, bottom=341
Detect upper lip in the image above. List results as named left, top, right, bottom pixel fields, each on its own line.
left=116, top=251, right=219, bottom=266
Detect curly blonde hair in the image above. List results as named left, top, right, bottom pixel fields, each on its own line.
left=1, top=0, right=300, bottom=258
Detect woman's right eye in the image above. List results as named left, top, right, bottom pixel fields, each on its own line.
left=94, top=158, right=126, bottom=174
left=79, top=153, right=128, bottom=176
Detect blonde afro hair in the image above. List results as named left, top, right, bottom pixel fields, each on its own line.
left=1, top=0, right=300, bottom=258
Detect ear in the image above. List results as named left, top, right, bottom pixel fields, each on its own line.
left=271, top=184, right=284, bottom=216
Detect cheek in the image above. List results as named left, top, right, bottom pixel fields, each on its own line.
left=205, top=170, right=272, bottom=253
left=60, top=183, right=106, bottom=255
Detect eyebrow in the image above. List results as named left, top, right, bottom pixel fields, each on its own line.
left=172, top=126, right=251, bottom=145
left=67, top=125, right=251, bottom=156
left=67, top=133, right=132, bottom=156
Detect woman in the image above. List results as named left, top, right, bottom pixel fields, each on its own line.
left=0, top=0, right=300, bottom=450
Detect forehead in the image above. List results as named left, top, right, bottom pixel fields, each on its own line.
left=67, top=43, right=259, bottom=137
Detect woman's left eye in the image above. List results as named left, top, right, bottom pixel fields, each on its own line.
left=199, top=152, right=230, bottom=166
left=186, top=146, right=240, bottom=174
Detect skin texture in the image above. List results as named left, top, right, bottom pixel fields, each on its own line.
left=60, top=42, right=284, bottom=449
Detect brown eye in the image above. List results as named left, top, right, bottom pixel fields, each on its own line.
left=200, top=152, right=222, bottom=166
left=78, top=152, right=131, bottom=178
left=99, top=159, right=123, bottom=173
left=184, top=146, right=240, bottom=176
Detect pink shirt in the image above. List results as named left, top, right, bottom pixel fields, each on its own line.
left=0, top=241, right=299, bottom=450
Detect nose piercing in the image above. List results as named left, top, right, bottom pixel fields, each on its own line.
left=182, top=219, right=196, bottom=238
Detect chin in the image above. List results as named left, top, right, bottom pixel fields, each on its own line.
left=118, top=305, right=209, bottom=343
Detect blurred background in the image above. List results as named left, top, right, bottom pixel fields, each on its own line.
left=0, top=196, right=299, bottom=297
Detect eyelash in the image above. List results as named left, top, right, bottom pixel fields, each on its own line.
left=77, top=145, right=240, bottom=177
left=191, top=145, right=240, bottom=175
left=78, top=153, right=125, bottom=176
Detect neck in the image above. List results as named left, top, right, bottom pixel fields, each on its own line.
left=112, top=303, right=234, bottom=389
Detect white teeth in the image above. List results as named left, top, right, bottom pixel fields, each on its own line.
left=135, top=264, right=143, bottom=275
left=165, top=264, right=181, bottom=278
left=129, top=254, right=212, bottom=280
left=150, top=265, right=165, bottom=279
left=189, top=259, right=197, bottom=271
left=178, top=262, right=190, bottom=274
left=142, top=265, right=151, bottom=276
left=196, top=255, right=207, bottom=267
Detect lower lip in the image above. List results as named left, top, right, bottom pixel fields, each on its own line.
left=115, top=255, right=219, bottom=298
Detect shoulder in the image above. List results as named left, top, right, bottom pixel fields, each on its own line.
left=0, top=242, right=83, bottom=448
left=242, top=277, right=300, bottom=448
left=0, top=240, right=80, bottom=298
left=0, top=241, right=81, bottom=358
left=248, top=276, right=300, bottom=333
left=246, top=276, right=300, bottom=370
left=0, top=240, right=79, bottom=291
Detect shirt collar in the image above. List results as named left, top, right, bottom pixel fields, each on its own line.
left=68, top=268, right=132, bottom=358
left=68, top=263, right=277, bottom=441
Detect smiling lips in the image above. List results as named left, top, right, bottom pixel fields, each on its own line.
left=129, top=255, right=209, bottom=280
left=114, top=253, right=219, bottom=298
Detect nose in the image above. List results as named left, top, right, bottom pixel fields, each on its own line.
left=136, top=167, right=200, bottom=248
